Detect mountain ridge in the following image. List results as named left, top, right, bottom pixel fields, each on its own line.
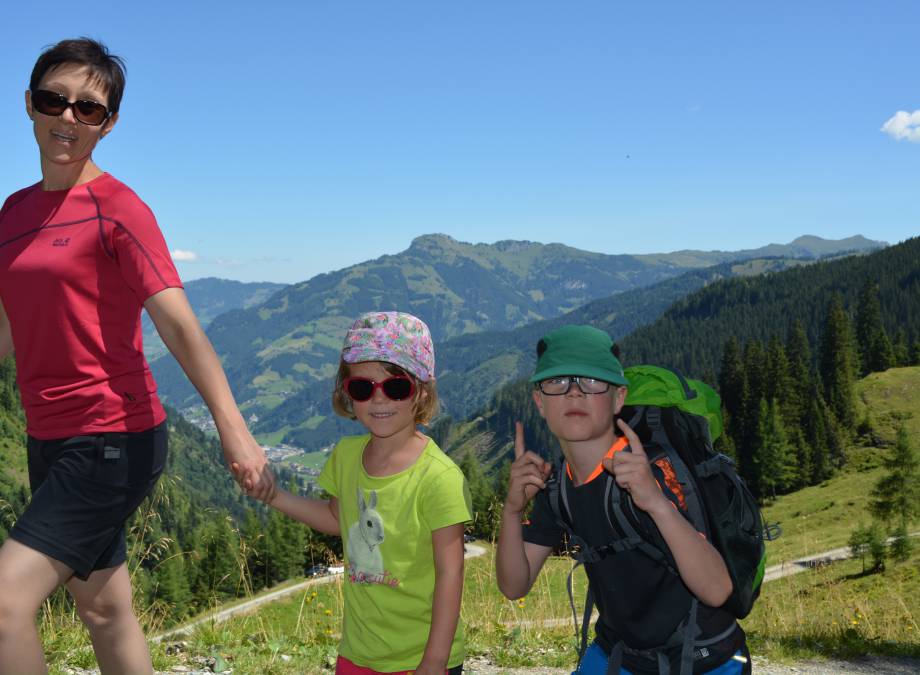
left=150, top=234, right=885, bottom=449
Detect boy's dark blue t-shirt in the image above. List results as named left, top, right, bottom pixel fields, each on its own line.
left=522, top=460, right=738, bottom=656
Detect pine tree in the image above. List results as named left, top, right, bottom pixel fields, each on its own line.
left=819, top=295, right=858, bottom=429
left=718, top=336, right=746, bottom=450
left=786, top=427, right=811, bottom=490
left=266, top=507, right=305, bottom=584
left=764, top=336, right=792, bottom=406
left=889, top=524, right=915, bottom=562
left=738, top=340, right=766, bottom=483
left=753, top=398, right=798, bottom=498
left=713, top=420, right=738, bottom=464
left=802, top=381, right=832, bottom=484
left=870, top=426, right=920, bottom=531
left=892, top=329, right=909, bottom=367
left=824, top=401, right=848, bottom=471
left=153, top=540, right=192, bottom=620
left=911, top=341, right=920, bottom=367
left=458, top=449, right=496, bottom=537
left=193, top=516, right=243, bottom=604
left=785, top=320, right=812, bottom=427
left=856, top=281, right=895, bottom=374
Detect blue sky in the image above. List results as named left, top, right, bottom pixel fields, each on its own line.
left=3, top=2, right=918, bottom=283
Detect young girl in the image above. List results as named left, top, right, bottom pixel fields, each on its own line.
left=0, top=38, right=272, bottom=673
left=253, top=311, right=471, bottom=674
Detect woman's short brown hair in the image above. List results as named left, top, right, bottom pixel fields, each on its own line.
left=332, top=360, right=439, bottom=426
left=30, top=38, right=127, bottom=113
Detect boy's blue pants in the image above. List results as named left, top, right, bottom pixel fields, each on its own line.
left=573, top=641, right=748, bottom=675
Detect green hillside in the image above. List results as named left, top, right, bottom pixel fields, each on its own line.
left=433, top=256, right=817, bottom=420
left=0, top=358, right=28, bottom=541
left=151, top=233, right=715, bottom=410
left=621, top=236, right=920, bottom=378
left=437, top=239, right=919, bottom=495
left=151, top=235, right=882, bottom=444
left=142, top=277, right=287, bottom=360
left=858, top=366, right=920, bottom=441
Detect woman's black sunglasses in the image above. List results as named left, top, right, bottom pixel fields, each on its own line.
left=31, top=89, right=111, bottom=126
left=343, top=376, right=415, bottom=402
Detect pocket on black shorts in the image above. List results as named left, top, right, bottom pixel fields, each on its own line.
left=93, top=422, right=168, bottom=490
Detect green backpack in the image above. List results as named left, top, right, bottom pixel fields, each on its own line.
left=547, top=365, right=776, bottom=675
left=622, top=365, right=769, bottom=615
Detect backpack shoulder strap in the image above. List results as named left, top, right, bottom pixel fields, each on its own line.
left=548, top=457, right=601, bottom=664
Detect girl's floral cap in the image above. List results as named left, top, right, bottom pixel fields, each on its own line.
left=341, top=311, right=435, bottom=381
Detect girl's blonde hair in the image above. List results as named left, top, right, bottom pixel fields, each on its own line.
left=332, top=360, right=439, bottom=426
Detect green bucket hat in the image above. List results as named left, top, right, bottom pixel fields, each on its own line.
left=530, top=325, right=628, bottom=386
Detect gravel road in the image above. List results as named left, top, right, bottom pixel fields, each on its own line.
left=60, top=653, right=920, bottom=674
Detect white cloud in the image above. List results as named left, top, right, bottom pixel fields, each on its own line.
left=171, top=249, right=199, bottom=262
left=881, top=110, right=920, bottom=142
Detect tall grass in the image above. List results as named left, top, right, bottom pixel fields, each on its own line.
left=37, top=525, right=919, bottom=674
left=34, top=455, right=919, bottom=672
left=744, top=548, right=920, bottom=660
left=148, top=542, right=918, bottom=673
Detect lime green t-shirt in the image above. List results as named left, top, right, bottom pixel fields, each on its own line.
left=318, top=434, right=472, bottom=671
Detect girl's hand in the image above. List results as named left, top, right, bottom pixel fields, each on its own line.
left=223, top=429, right=276, bottom=501
left=231, top=460, right=278, bottom=504
left=412, top=660, right=448, bottom=675
left=504, top=421, right=552, bottom=515
left=602, top=419, right=670, bottom=516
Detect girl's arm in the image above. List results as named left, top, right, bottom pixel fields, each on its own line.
left=270, top=489, right=340, bottom=536
left=144, top=287, right=274, bottom=500
left=416, top=523, right=465, bottom=674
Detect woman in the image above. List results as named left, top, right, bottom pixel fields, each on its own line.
left=0, top=38, right=274, bottom=673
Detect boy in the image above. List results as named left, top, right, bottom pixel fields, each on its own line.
left=496, top=325, right=749, bottom=674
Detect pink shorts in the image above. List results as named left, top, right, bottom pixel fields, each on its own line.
left=336, top=656, right=462, bottom=674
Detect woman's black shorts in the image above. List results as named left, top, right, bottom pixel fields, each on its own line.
left=9, top=421, right=168, bottom=580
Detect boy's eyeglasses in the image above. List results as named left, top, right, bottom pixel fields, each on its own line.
left=31, top=89, right=111, bottom=126
left=344, top=376, right=416, bottom=402
left=538, top=376, right=612, bottom=396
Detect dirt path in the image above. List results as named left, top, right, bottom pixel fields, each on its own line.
left=459, top=654, right=920, bottom=674
left=153, top=544, right=489, bottom=642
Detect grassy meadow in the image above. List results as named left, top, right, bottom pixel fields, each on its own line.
left=43, top=530, right=919, bottom=674
left=40, top=367, right=920, bottom=672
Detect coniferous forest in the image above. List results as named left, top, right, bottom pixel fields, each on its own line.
left=440, top=237, right=920, bottom=534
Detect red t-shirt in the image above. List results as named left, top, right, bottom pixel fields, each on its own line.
left=0, top=173, right=182, bottom=439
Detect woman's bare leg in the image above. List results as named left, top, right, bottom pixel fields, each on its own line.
left=67, top=563, right=152, bottom=675
left=0, top=539, right=72, bottom=674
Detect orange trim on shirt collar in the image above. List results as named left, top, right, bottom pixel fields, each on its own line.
left=565, top=436, right=630, bottom=484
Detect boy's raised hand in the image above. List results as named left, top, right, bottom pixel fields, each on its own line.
left=505, top=421, right=552, bottom=515
left=602, top=419, right=669, bottom=515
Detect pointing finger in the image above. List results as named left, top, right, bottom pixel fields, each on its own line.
left=514, top=421, right=525, bottom=460
left=617, top=418, right=647, bottom=457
